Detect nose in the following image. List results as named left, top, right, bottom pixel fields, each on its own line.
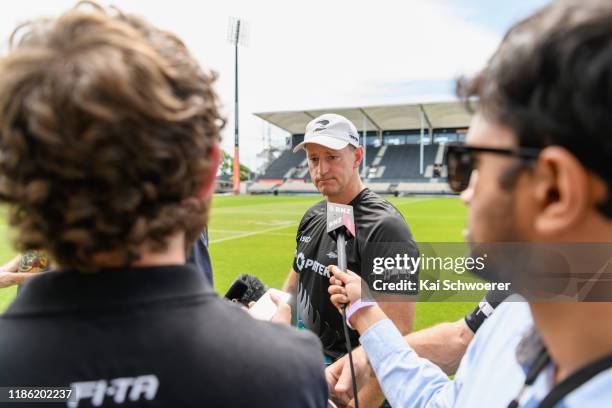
left=318, top=159, right=329, bottom=177
left=460, top=169, right=478, bottom=206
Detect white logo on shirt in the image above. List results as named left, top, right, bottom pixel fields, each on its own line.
left=296, top=252, right=306, bottom=271
left=294, top=252, right=330, bottom=278
left=68, top=375, right=159, bottom=407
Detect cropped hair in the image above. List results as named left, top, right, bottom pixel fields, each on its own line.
left=458, top=0, right=612, bottom=218
left=0, top=2, right=225, bottom=271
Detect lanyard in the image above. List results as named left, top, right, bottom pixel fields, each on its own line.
left=508, top=348, right=612, bottom=408
left=507, top=347, right=550, bottom=408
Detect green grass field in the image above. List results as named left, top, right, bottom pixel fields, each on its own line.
left=0, top=194, right=473, bottom=330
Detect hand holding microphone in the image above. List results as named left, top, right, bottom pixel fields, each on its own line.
left=328, top=266, right=361, bottom=311
left=326, top=202, right=363, bottom=408
left=328, top=266, right=384, bottom=334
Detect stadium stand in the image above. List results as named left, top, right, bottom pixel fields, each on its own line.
left=253, top=101, right=470, bottom=195
left=260, top=149, right=306, bottom=179
left=365, top=146, right=380, bottom=167
left=372, top=144, right=438, bottom=180
left=364, top=182, right=393, bottom=194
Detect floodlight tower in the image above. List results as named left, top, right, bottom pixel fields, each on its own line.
left=227, top=17, right=248, bottom=194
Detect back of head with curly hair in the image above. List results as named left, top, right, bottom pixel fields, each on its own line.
left=0, top=2, right=224, bottom=272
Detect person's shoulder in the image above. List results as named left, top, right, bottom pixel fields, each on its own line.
left=569, top=365, right=612, bottom=406
left=356, top=189, right=403, bottom=219
left=205, top=300, right=327, bottom=405
left=355, top=189, right=413, bottom=242
left=298, top=199, right=326, bottom=230
left=475, top=298, right=532, bottom=340
left=461, top=298, right=532, bottom=366
left=206, top=297, right=325, bottom=367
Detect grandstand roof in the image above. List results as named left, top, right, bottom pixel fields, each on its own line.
left=254, top=100, right=472, bottom=134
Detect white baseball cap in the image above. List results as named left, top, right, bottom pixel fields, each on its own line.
left=292, top=113, right=360, bottom=153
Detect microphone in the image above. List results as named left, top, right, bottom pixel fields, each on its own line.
left=224, top=279, right=248, bottom=303
left=236, top=274, right=268, bottom=306
left=223, top=274, right=269, bottom=305
left=326, top=202, right=356, bottom=272
left=326, top=202, right=359, bottom=408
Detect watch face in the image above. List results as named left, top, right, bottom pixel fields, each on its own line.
left=18, top=249, right=50, bottom=273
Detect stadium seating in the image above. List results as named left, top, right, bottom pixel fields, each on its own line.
left=260, top=150, right=306, bottom=179
left=365, top=146, right=380, bottom=167
left=372, top=144, right=438, bottom=180
left=256, top=142, right=452, bottom=195
left=364, top=182, right=393, bottom=194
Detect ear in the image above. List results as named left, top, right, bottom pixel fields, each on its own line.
left=197, top=141, right=222, bottom=199
left=533, top=146, right=589, bottom=236
left=353, top=146, right=364, bottom=169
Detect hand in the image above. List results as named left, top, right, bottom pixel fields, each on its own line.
left=327, top=265, right=363, bottom=310
left=325, top=347, right=373, bottom=406
left=328, top=265, right=387, bottom=334
left=0, top=254, right=37, bottom=288
left=0, top=255, right=22, bottom=273
left=270, top=293, right=292, bottom=326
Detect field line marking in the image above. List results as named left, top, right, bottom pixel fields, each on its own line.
left=208, top=228, right=253, bottom=234
left=209, top=196, right=443, bottom=244
left=209, top=222, right=298, bottom=244
left=391, top=198, right=439, bottom=207
left=211, top=198, right=316, bottom=211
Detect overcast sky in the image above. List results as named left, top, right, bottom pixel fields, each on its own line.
left=0, top=0, right=550, bottom=171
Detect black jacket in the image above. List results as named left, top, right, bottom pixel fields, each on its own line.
left=0, top=265, right=327, bottom=407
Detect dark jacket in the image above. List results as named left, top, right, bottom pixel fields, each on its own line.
left=0, top=265, right=328, bottom=407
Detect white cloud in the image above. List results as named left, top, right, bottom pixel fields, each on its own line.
left=0, top=0, right=502, bottom=170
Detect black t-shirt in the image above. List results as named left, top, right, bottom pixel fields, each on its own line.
left=292, top=188, right=417, bottom=358
left=0, top=265, right=327, bottom=407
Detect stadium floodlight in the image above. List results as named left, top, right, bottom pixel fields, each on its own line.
left=227, top=17, right=249, bottom=194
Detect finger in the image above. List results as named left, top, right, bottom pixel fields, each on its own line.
left=330, top=294, right=349, bottom=309
left=270, top=293, right=282, bottom=305
left=328, top=269, right=346, bottom=286
left=329, top=265, right=359, bottom=278
left=248, top=301, right=256, bottom=309
left=328, top=285, right=346, bottom=296
left=328, top=265, right=351, bottom=284
left=335, top=359, right=355, bottom=396
left=329, top=392, right=351, bottom=408
left=271, top=302, right=292, bottom=325
left=325, top=362, right=340, bottom=389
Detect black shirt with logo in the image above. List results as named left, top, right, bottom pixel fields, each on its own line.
left=292, top=188, right=417, bottom=358
left=0, top=265, right=327, bottom=407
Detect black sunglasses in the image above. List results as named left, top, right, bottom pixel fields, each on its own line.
left=443, top=142, right=542, bottom=193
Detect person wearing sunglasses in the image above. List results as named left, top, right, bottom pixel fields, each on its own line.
left=327, top=0, right=612, bottom=407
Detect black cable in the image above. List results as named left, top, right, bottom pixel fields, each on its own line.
left=336, top=231, right=359, bottom=408
left=340, top=304, right=359, bottom=408
left=507, top=348, right=550, bottom=408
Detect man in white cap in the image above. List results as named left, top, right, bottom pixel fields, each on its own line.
left=282, top=113, right=417, bottom=363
